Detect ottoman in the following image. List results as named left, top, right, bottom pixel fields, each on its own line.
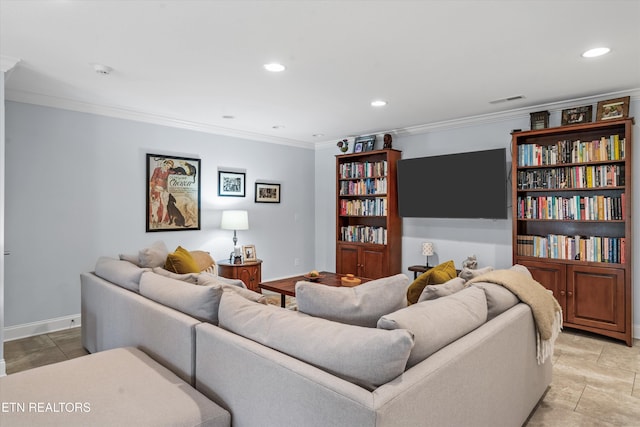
left=0, top=347, right=230, bottom=427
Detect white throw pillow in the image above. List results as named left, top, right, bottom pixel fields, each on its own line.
left=95, top=257, right=146, bottom=292
left=295, top=273, right=410, bottom=327
left=417, top=277, right=466, bottom=302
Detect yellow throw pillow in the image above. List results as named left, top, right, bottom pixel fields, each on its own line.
left=165, top=246, right=200, bottom=274
left=406, top=260, right=457, bottom=305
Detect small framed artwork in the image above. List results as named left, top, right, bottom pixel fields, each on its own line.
left=596, top=96, right=630, bottom=121
left=218, top=171, right=246, bottom=197
left=354, top=142, right=364, bottom=153
left=147, top=153, right=201, bottom=232
left=530, top=111, right=550, bottom=130
left=355, top=135, right=376, bottom=152
left=561, top=105, right=593, bottom=126
left=242, top=244, right=257, bottom=262
left=255, top=182, right=281, bottom=203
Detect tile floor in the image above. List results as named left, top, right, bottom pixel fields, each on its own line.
left=3, top=327, right=639, bottom=426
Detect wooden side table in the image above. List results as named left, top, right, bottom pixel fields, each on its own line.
left=218, top=259, right=263, bottom=292
left=408, top=265, right=432, bottom=279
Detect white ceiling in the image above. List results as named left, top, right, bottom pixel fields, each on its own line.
left=2, top=0, right=639, bottom=148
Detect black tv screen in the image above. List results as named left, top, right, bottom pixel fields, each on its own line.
left=397, top=148, right=508, bottom=219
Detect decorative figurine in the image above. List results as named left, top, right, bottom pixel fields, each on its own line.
left=337, top=139, right=349, bottom=153
left=461, top=255, right=478, bottom=270
left=383, top=133, right=393, bottom=149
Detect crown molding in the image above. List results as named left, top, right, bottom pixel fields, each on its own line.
left=313, top=88, right=640, bottom=150
left=4, top=89, right=316, bottom=150
left=0, top=55, right=20, bottom=72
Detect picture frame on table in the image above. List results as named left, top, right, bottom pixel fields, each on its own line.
left=218, top=171, right=246, bottom=197
left=530, top=111, right=550, bottom=130
left=561, top=105, right=592, bottom=126
left=146, top=153, right=201, bottom=232
left=242, top=244, right=257, bottom=262
left=255, top=182, right=281, bottom=203
left=596, top=96, right=630, bottom=121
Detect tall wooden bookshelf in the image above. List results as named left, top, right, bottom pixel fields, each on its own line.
left=512, top=118, right=633, bottom=346
left=336, top=149, right=402, bottom=279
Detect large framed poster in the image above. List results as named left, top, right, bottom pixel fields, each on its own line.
left=146, top=153, right=201, bottom=232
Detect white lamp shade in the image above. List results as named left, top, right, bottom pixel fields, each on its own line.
left=221, top=210, right=249, bottom=230
left=422, top=242, right=434, bottom=256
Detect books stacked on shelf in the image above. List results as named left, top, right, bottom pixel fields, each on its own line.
left=339, top=160, right=388, bottom=179
left=340, top=198, right=387, bottom=216
left=517, top=164, right=624, bottom=190
left=517, top=194, right=625, bottom=220
left=340, top=225, right=387, bottom=245
left=516, top=234, right=625, bottom=264
left=339, top=178, right=387, bottom=195
left=517, top=135, right=625, bottom=166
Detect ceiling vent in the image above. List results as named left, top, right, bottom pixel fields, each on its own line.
left=489, top=95, right=524, bottom=104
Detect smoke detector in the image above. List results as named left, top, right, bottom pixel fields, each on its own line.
left=93, top=64, right=113, bottom=75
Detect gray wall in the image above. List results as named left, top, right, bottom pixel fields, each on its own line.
left=4, top=102, right=315, bottom=328
left=314, top=96, right=639, bottom=336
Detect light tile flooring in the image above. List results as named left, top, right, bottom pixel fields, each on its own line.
left=3, top=327, right=639, bottom=426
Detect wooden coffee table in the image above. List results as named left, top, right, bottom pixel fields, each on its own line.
left=259, top=271, right=370, bottom=307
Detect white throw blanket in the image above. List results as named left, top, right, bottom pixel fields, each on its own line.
left=467, top=269, right=562, bottom=364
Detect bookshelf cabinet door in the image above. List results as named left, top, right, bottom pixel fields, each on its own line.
left=336, top=244, right=359, bottom=276
left=519, top=258, right=567, bottom=320
left=567, top=265, right=625, bottom=332
left=361, top=246, right=386, bottom=279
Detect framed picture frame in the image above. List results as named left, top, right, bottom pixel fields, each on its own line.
left=255, top=182, right=281, bottom=203
left=596, top=96, right=630, bottom=121
left=218, top=171, right=246, bottom=197
left=146, top=153, right=201, bottom=232
left=355, top=135, right=376, bottom=152
left=561, top=105, right=593, bottom=126
left=530, top=111, right=549, bottom=130
left=242, top=244, right=257, bottom=262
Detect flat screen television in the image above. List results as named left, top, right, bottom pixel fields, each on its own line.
left=397, top=148, right=508, bottom=219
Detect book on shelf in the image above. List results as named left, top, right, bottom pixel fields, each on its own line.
left=339, top=160, right=388, bottom=179
left=339, top=198, right=387, bottom=216
left=517, top=135, right=625, bottom=167
left=340, top=225, right=387, bottom=245
left=339, top=177, right=387, bottom=195
left=517, top=194, right=624, bottom=220
left=517, top=164, right=624, bottom=190
left=516, top=234, right=625, bottom=264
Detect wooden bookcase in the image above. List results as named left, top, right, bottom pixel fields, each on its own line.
left=512, top=118, right=633, bottom=345
left=336, top=149, right=402, bottom=279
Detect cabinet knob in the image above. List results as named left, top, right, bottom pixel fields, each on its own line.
left=567, top=291, right=573, bottom=296
left=560, top=291, right=566, bottom=296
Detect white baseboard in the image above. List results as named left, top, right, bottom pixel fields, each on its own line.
left=3, top=314, right=81, bottom=342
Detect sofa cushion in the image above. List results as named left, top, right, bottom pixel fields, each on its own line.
left=470, top=282, right=519, bottom=320
left=119, top=240, right=169, bottom=268
left=139, top=272, right=222, bottom=324
left=218, top=291, right=414, bottom=390
left=378, top=286, right=487, bottom=368
left=406, top=260, right=457, bottom=304
left=417, top=277, right=466, bottom=302
left=295, top=273, right=409, bottom=327
left=198, top=273, right=267, bottom=303
left=95, top=256, right=146, bottom=292
left=165, top=246, right=200, bottom=274
left=152, top=266, right=200, bottom=284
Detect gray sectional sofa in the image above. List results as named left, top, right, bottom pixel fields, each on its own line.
left=81, top=256, right=552, bottom=427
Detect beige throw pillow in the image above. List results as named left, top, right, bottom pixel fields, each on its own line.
left=417, top=277, right=466, bottom=302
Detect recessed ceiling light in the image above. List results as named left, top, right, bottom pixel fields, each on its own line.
left=371, top=100, right=387, bottom=107
left=93, top=63, right=112, bottom=75
left=264, top=63, right=286, bottom=72
left=582, top=47, right=610, bottom=58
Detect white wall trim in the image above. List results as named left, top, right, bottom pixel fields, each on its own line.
left=0, top=359, right=5, bottom=377
left=3, top=314, right=81, bottom=342
left=314, top=88, right=640, bottom=149
left=4, top=89, right=315, bottom=150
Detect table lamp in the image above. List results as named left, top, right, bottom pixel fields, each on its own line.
left=422, top=242, right=434, bottom=268
left=221, top=210, right=249, bottom=263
